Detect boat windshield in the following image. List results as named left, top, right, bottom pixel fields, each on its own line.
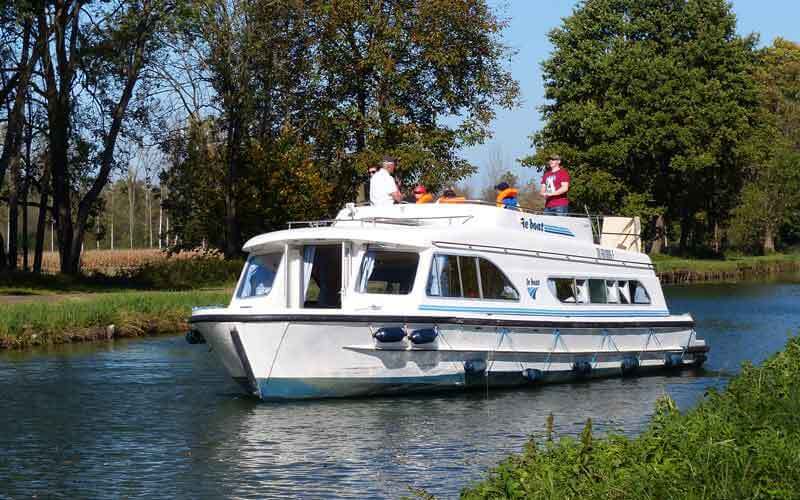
left=237, top=252, right=282, bottom=299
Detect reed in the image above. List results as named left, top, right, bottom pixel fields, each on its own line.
left=461, top=335, right=800, bottom=499
left=0, top=290, right=230, bottom=349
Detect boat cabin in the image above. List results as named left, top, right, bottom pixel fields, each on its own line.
left=229, top=202, right=665, bottom=317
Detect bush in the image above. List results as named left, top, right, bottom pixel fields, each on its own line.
left=462, top=336, right=800, bottom=499
left=122, top=255, right=243, bottom=290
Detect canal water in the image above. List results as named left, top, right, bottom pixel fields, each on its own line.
left=1, top=277, right=799, bottom=499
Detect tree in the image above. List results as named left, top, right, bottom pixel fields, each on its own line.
left=729, top=39, right=800, bottom=253
left=525, top=0, right=759, bottom=254
left=162, top=0, right=519, bottom=254
left=34, top=0, right=177, bottom=274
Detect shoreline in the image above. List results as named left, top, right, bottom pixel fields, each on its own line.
left=0, top=290, right=230, bottom=351
left=654, top=253, right=800, bottom=284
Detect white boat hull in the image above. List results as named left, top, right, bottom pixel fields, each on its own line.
left=190, top=315, right=708, bottom=400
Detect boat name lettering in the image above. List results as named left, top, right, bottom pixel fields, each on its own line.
left=596, top=248, right=615, bottom=260
left=520, top=217, right=545, bottom=232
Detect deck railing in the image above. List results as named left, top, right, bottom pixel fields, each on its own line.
left=286, top=200, right=642, bottom=250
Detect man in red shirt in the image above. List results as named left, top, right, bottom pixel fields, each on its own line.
left=540, top=154, right=570, bottom=215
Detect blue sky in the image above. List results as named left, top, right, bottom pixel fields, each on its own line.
left=462, top=0, right=800, bottom=191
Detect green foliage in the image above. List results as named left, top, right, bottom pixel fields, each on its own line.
left=462, top=335, right=800, bottom=499
left=729, top=39, right=800, bottom=253
left=122, top=255, right=242, bottom=290
left=525, top=0, right=760, bottom=253
left=162, top=0, right=519, bottom=253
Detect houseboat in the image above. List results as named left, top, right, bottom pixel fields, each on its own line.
left=187, top=202, right=708, bottom=400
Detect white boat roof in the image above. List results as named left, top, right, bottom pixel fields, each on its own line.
left=242, top=202, right=651, bottom=267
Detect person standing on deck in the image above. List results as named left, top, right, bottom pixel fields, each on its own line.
left=540, top=154, right=570, bottom=215
left=370, top=156, right=403, bottom=206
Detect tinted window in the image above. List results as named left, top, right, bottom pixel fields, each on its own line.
left=427, top=255, right=461, bottom=297
left=479, top=258, right=519, bottom=300
left=358, top=250, right=419, bottom=295
left=238, top=252, right=282, bottom=299
left=605, top=280, right=619, bottom=303
left=428, top=254, right=519, bottom=301
left=459, top=256, right=481, bottom=298
left=552, top=278, right=576, bottom=302
left=618, top=281, right=631, bottom=304
left=589, top=279, right=607, bottom=303
left=632, top=281, right=651, bottom=304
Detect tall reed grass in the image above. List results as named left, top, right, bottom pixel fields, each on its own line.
left=462, top=336, right=800, bottom=499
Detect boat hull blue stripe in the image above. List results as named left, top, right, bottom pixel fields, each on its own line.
left=419, top=304, right=670, bottom=318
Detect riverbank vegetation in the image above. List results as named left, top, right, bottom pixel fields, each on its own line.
left=462, top=335, right=800, bottom=499
left=654, top=251, right=800, bottom=283
left=0, top=289, right=230, bottom=350
left=1, top=1, right=797, bottom=280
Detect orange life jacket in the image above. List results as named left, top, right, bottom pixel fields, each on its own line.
left=495, top=188, right=519, bottom=207
left=438, top=196, right=466, bottom=204
left=416, top=193, right=434, bottom=204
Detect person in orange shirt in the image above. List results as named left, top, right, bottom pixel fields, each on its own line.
left=413, top=185, right=434, bottom=203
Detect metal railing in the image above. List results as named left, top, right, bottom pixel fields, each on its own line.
left=286, top=200, right=642, bottom=250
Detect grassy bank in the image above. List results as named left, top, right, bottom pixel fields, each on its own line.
left=0, top=290, right=230, bottom=349
left=654, top=252, right=800, bottom=283
left=461, top=335, right=800, bottom=499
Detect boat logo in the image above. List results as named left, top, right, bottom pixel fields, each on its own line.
left=526, top=278, right=540, bottom=300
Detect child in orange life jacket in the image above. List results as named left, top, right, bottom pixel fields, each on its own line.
left=495, top=182, right=519, bottom=209
left=413, top=185, right=434, bottom=203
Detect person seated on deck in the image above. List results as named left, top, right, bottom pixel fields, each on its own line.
left=413, top=185, right=434, bottom=203
left=437, top=188, right=466, bottom=204
left=494, top=181, right=519, bottom=209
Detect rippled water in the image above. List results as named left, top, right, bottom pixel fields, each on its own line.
left=1, top=276, right=799, bottom=499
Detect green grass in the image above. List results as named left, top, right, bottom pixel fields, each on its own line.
left=461, top=335, right=800, bottom=499
left=652, top=251, right=800, bottom=274
left=0, top=290, right=231, bottom=349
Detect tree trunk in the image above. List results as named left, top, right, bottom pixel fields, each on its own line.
left=8, top=154, right=20, bottom=271
left=763, top=224, right=776, bottom=254
left=110, top=186, right=115, bottom=250
left=678, top=215, right=691, bottom=255
left=224, top=122, right=242, bottom=258
left=650, top=215, right=665, bottom=255
left=33, top=163, right=50, bottom=273
left=22, top=182, right=29, bottom=271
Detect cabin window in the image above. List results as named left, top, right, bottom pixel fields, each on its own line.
left=237, top=252, right=282, bottom=299
left=459, top=256, right=481, bottom=298
left=550, top=278, right=651, bottom=305
left=357, top=250, right=419, bottom=294
left=302, top=245, right=342, bottom=308
left=605, top=280, right=619, bottom=303
left=479, top=258, right=519, bottom=300
left=588, top=279, right=607, bottom=304
left=552, top=278, right=577, bottom=303
left=427, top=254, right=519, bottom=300
left=631, top=281, right=651, bottom=304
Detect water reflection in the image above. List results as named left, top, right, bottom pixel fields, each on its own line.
left=0, top=277, right=797, bottom=498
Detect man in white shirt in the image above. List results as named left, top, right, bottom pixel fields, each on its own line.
left=369, top=156, right=403, bottom=206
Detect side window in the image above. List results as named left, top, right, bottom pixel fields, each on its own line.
left=575, top=279, right=589, bottom=303
left=459, top=256, right=481, bottom=298
left=479, top=258, right=519, bottom=300
left=428, top=254, right=519, bottom=301
left=605, top=280, right=619, bottom=303
left=427, top=255, right=461, bottom=297
left=551, top=278, right=576, bottom=303
left=631, top=281, right=651, bottom=304
left=237, top=252, right=282, bottom=299
left=618, top=281, right=631, bottom=304
left=358, top=250, right=420, bottom=295
left=588, top=279, right=607, bottom=304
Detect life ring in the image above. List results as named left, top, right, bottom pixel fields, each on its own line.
left=495, top=187, right=519, bottom=207
left=416, top=193, right=434, bottom=204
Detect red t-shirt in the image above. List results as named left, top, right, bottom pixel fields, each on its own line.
left=541, top=168, right=570, bottom=208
